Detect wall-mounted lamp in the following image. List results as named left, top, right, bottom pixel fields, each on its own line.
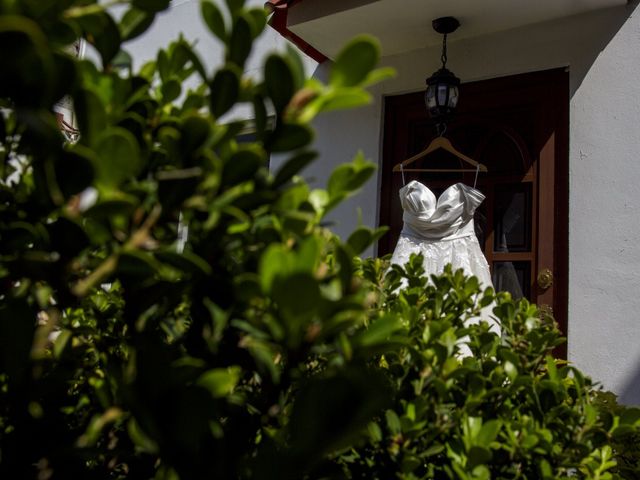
left=425, top=17, right=461, bottom=122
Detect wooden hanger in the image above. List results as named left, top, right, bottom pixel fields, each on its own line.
left=393, top=136, right=487, bottom=173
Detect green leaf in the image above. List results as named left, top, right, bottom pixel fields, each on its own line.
left=539, top=459, right=553, bottom=479
left=169, top=40, right=190, bottom=75
left=330, top=35, right=381, bottom=88
left=273, top=151, right=317, bottom=188
left=252, top=93, right=268, bottom=138
left=127, top=418, right=159, bottom=454
left=259, top=244, right=295, bottom=292
left=201, top=0, right=226, bottom=41
left=197, top=366, right=242, bottom=398
left=46, top=216, right=90, bottom=258
left=0, top=299, right=37, bottom=382
left=73, top=89, right=107, bottom=145
left=94, top=127, right=142, bottom=188
left=157, top=49, right=170, bottom=81
left=504, top=360, right=518, bottom=381
left=612, top=424, right=637, bottom=439
left=620, top=407, right=640, bottom=426
left=317, top=88, right=372, bottom=114
left=181, top=114, right=211, bottom=153
left=281, top=210, right=314, bottom=236
left=0, top=110, right=5, bottom=141
left=471, top=464, right=490, bottom=480
left=286, top=44, right=306, bottom=91
left=385, top=409, right=401, bottom=434
left=55, top=148, right=95, bottom=197
left=367, top=422, right=382, bottom=442
left=267, top=123, right=313, bottom=152
left=467, top=446, right=492, bottom=469
left=112, top=50, right=133, bottom=71
left=161, top=78, right=181, bottom=103
left=335, top=244, right=353, bottom=292
left=545, top=355, right=558, bottom=382
left=175, top=41, right=207, bottom=80
left=48, top=17, right=78, bottom=46
left=401, top=455, right=421, bottom=473
left=272, top=272, right=320, bottom=325
left=0, top=16, right=55, bottom=107
left=53, top=330, right=72, bottom=358
left=139, top=60, right=156, bottom=79
left=225, top=0, right=245, bottom=16
left=120, top=7, right=156, bottom=41
left=85, top=198, right=137, bottom=221
left=521, top=433, right=539, bottom=449
left=362, top=66, right=396, bottom=87
left=245, top=8, right=267, bottom=39
left=423, top=444, right=446, bottom=457
left=346, top=227, right=372, bottom=255
left=265, top=54, right=295, bottom=114
left=117, top=251, right=161, bottom=277
left=327, top=151, right=376, bottom=199
left=476, top=420, right=501, bottom=445
left=289, top=367, right=392, bottom=457
left=222, top=147, right=264, bottom=185
left=296, top=236, right=321, bottom=272
left=352, top=314, right=402, bottom=347
left=183, top=92, right=206, bottom=111
left=210, top=65, right=240, bottom=118
left=210, top=120, right=245, bottom=148
left=155, top=250, right=212, bottom=276
left=157, top=175, right=199, bottom=210
left=76, top=12, right=122, bottom=66
left=227, top=14, right=252, bottom=67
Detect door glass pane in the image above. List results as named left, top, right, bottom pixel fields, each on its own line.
left=492, top=261, right=530, bottom=300
left=494, top=183, right=532, bottom=252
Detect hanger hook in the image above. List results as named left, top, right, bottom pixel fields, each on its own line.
left=436, top=122, right=447, bottom=137
left=473, top=162, right=480, bottom=189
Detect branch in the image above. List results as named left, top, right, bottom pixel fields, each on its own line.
left=71, top=205, right=162, bottom=297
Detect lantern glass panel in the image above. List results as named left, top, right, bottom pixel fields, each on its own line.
left=448, top=85, right=459, bottom=108
left=426, top=86, right=437, bottom=108
left=437, top=84, right=448, bottom=106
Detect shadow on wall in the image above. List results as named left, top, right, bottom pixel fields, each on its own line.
left=566, top=0, right=640, bottom=97
left=620, top=353, right=640, bottom=405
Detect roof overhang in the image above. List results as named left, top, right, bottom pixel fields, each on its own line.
left=269, top=0, right=627, bottom=61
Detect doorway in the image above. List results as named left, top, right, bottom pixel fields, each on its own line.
left=379, top=69, right=569, bottom=353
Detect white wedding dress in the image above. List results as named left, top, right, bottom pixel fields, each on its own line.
left=390, top=181, right=491, bottom=285
left=389, top=181, right=500, bottom=352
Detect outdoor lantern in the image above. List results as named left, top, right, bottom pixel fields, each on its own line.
left=425, top=17, right=461, bottom=121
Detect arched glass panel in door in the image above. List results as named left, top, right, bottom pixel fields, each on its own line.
left=475, top=128, right=535, bottom=301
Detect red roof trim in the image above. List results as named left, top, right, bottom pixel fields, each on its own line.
left=265, top=0, right=328, bottom=63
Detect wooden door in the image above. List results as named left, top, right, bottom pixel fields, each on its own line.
left=379, top=69, right=569, bottom=354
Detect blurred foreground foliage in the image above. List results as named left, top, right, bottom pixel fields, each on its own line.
left=0, top=0, right=638, bottom=479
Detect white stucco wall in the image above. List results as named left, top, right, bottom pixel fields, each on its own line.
left=307, top=2, right=640, bottom=403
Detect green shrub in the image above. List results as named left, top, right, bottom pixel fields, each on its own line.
left=331, top=255, right=640, bottom=479
left=0, top=1, right=394, bottom=478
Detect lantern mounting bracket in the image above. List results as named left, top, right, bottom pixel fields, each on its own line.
left=432, top=17, right=460, bottom=35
